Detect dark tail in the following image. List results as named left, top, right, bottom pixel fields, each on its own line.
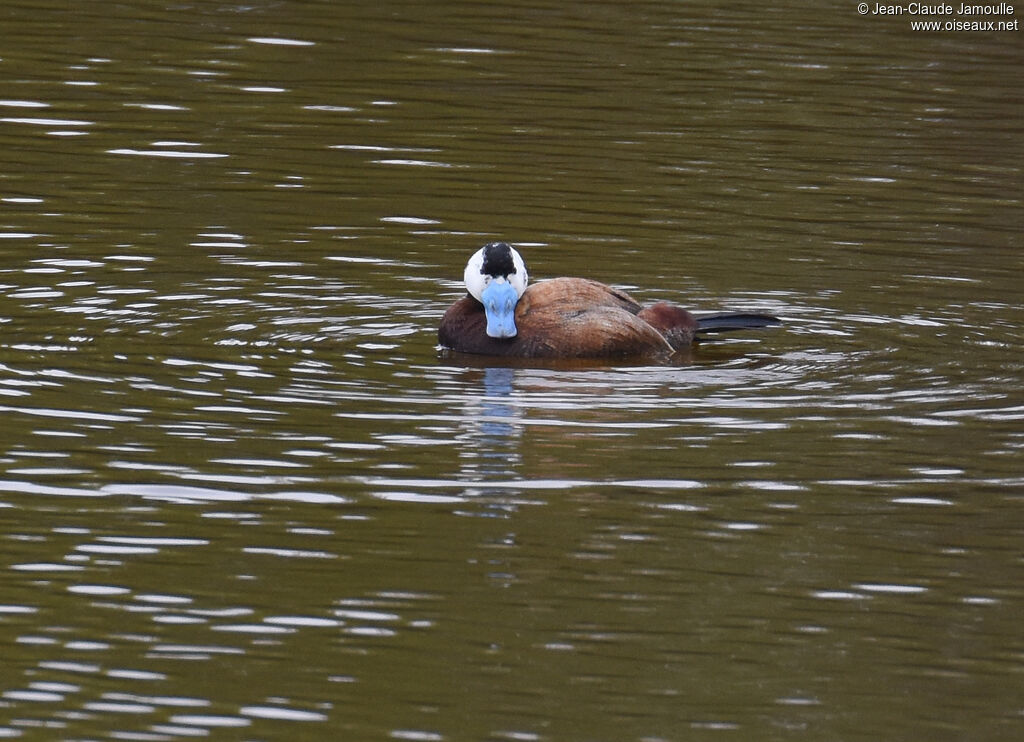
left=695, top=313, right=781, bottom=335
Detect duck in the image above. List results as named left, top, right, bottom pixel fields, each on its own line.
left=438, top=242, right=780, bottom=359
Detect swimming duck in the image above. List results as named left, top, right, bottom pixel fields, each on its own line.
left=438, top=242, right=780, bottom=359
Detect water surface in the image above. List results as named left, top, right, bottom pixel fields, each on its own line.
left=1, top=1, right=1022, bottom=740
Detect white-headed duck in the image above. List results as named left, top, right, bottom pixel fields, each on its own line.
left=439, top=242, right=780, bottom=359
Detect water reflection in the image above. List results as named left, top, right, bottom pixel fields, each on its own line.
left=0, top=504, right=447, bottom=738
left=457, top=366, right=522, bottom=488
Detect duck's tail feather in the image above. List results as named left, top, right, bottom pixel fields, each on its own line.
left=695, top=313, right=782, bottom=335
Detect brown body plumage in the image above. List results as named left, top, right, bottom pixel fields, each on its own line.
left=439, top=277, right=698, bottom=359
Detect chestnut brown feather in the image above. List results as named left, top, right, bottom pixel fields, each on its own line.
left=439, top=278, right=689, bottom=359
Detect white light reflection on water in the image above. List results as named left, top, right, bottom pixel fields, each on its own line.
left=107, top=148, right=229, bottom=159
left=242, top=705, right=328, bottom=722
left=247, top=37, right=316, bottom=47
left=1, top=117, right=93, bottom=126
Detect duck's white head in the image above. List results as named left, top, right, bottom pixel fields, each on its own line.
left=464, top=242, right=528, bottom=339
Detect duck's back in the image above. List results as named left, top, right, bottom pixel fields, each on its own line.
left=439, top=277, right=675, bottom=358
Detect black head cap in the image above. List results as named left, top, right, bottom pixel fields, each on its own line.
left=480, top=242, right=517, bottom=278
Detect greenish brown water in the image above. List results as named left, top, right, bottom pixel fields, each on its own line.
left=1, top=1, right=1022, bottom=740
